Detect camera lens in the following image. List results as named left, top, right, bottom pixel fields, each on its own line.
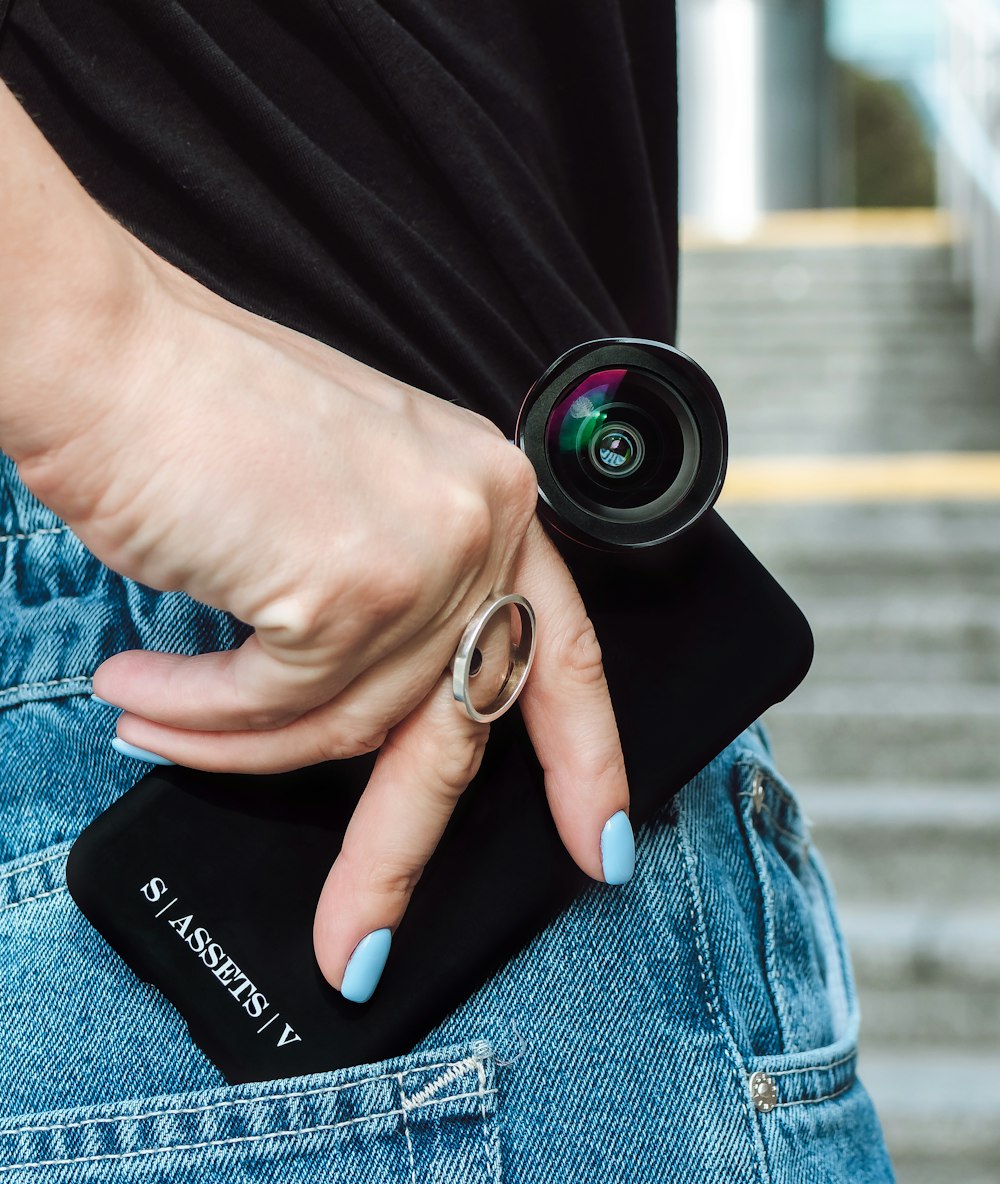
left=544, top=367, right=699, bottom=522
left=515, top=338, right=727, bottom=550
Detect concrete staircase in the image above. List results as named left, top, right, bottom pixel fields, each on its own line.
left=679, top=228, right=1000, bottom=1184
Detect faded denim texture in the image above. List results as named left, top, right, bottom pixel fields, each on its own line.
left=0, top=451, right=895, bottom=1181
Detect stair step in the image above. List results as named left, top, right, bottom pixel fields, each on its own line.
left=804, top=800, right=998, bottom=909
left=694, top=363, right=994, bottom=387
left=722, top=406, right=1000, bottom=455
left=855, top=982, right=1000, bottom=1051
left=721, top=500, right=1000, bottom=547
left=681, top=243, right=955, bottom=277
left=859, top=1051, right=1000, bottom=1177
left=800, top=782, right=1000, bottom=827
left=802, top=650, right=1000, bottom=686
left=761, top=710, right=1000, bottom=782
left=795, top=784, right=1000, bottom=906
left=681, top=324, right=978, bottom=348
left=805, top=592, right=1000, bottom=626
left=777, top=682, right=1000, bottom=716
left=786, top=591, right=1000, bottom=684
left=719, top=504, right=1000, bottom=596
left=723, top=424, right=1000, bottom=456
left=679, top=237, right=999, bottom=1181
left=840, top=908, right=1000, bottom=989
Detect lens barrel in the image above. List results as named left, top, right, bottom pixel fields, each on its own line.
left=515, top=339, right=727, bottom=551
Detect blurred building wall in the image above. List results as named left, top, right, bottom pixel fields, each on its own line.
left=678, top=0, right=831, bottom=235
left=677, top=0, right=948, bottom=233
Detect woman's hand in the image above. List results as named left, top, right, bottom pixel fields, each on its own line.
left=11, top=230, right=634, bottom=1002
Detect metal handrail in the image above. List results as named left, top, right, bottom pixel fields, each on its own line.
left=919, top=0, right=1000, bottom=356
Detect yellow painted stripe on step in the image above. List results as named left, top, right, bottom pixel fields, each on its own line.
left=682, top=208, right=955, bottom=250
left=719, top=453, right=1000, bottom=504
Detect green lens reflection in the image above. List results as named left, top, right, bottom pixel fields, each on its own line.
left=553, top=370, right=626, bottom=458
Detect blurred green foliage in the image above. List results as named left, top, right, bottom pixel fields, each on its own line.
left=835, top=61, right=936, bottom=207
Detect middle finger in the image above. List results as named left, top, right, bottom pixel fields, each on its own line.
left=311, top=622, right=516, bottom=1000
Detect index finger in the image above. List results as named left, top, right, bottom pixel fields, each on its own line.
left=510, top=516, right=634, bottom=885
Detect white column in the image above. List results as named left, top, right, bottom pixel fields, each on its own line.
left=679, top=0, right=762, bottom=239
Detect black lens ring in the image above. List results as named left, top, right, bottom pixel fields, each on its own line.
left=515, top=338, right=728, bottom=551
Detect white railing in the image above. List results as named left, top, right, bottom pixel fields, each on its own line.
left=921, top=0, right=1000, bottom=356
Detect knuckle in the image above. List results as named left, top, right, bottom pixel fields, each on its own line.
left=386, top=721, right=488, bottom=802
left=338, top=847, right=421, bottom=905
left=254, top=592, right=326, bottom=650
left=242, top=703, right=299, bottom=731
left=231, top=679, right=301, bottom=732
left=445, top=484, right=494, bottom=568
left=314, top=718, right=389, bottom=762
left=553, top=615, right=607, bottom=686
left=468, top=409, right=509, bottom=442
left=495, top=441, right=539, bottom=527
left=589, top=742, right=629, bottom=796
left=434, top=726, right=490, bottom=796
left=361, top=557, right=423, bottom=624
left=364, top=856, right=422, bottom=903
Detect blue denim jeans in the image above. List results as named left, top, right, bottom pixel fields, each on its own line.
left=0, top=450, right=894, bottom=1182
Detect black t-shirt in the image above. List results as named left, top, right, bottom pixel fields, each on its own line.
left=0, top=0, right=678, bottom=428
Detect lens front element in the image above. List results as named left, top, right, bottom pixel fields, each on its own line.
left=591, top=422, right=644, bottom=477
left=545, top=367, right=700, bottom=522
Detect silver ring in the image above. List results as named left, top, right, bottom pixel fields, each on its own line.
left=451, top=593, right=536, bottom=723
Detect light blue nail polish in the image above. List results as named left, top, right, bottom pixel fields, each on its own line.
left=341, top=928, right=392, bottom=1003
left=600, top=810, right=635, bottom=885
left=90, top=693, right=118, bottom=708
left=110, top=736, right=176, bottom=766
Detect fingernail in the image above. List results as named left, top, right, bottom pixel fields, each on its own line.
left=110, top=736, right=176, bottom=766
left=600, top=810, right=635, bottom=885
left=90, top=693, right=118, bottom=707
left=341, top=928, right=391, bottom=1003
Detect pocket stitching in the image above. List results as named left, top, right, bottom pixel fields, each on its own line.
left=769, top=1078, right=853, bottom=1110
left=732, top=769, right=789, bottom=1046
left=0, top=675, right=90, bottom=699
left=0, top=527, right=69, bottom=545
left=674, top=810, right=770, bottom=1184
left=0, top=885, right=66, bottom=916
left=0, top=1054, right=491, bottom=1139
left=397, top=1075, right=418, bottom=1184
left=0, top=851, right=66, bottom=884
left=737, top=793, right=809, bottom=852
left=735, top=759, right=799, bottom=816
left=764, top=1048, right=856, bottom=1079
left=736, top=762, right=838, bottom=1049
left=0, top=1086, right=499, bottom=1175
left=400, top=1055, right=485, bottom=1109
left=676, top=766, right=859, bottom=1115
left=735, top=761, right=858, bottom=1061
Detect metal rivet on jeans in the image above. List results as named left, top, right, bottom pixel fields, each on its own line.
left=750, top=769, right=766, bottom=815
left=749, top=1070, right=778, bottom=1113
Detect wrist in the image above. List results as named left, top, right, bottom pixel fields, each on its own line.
left=0, top=211, right=150, bottom=468
left=0, top=81, right=154, bottom=470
